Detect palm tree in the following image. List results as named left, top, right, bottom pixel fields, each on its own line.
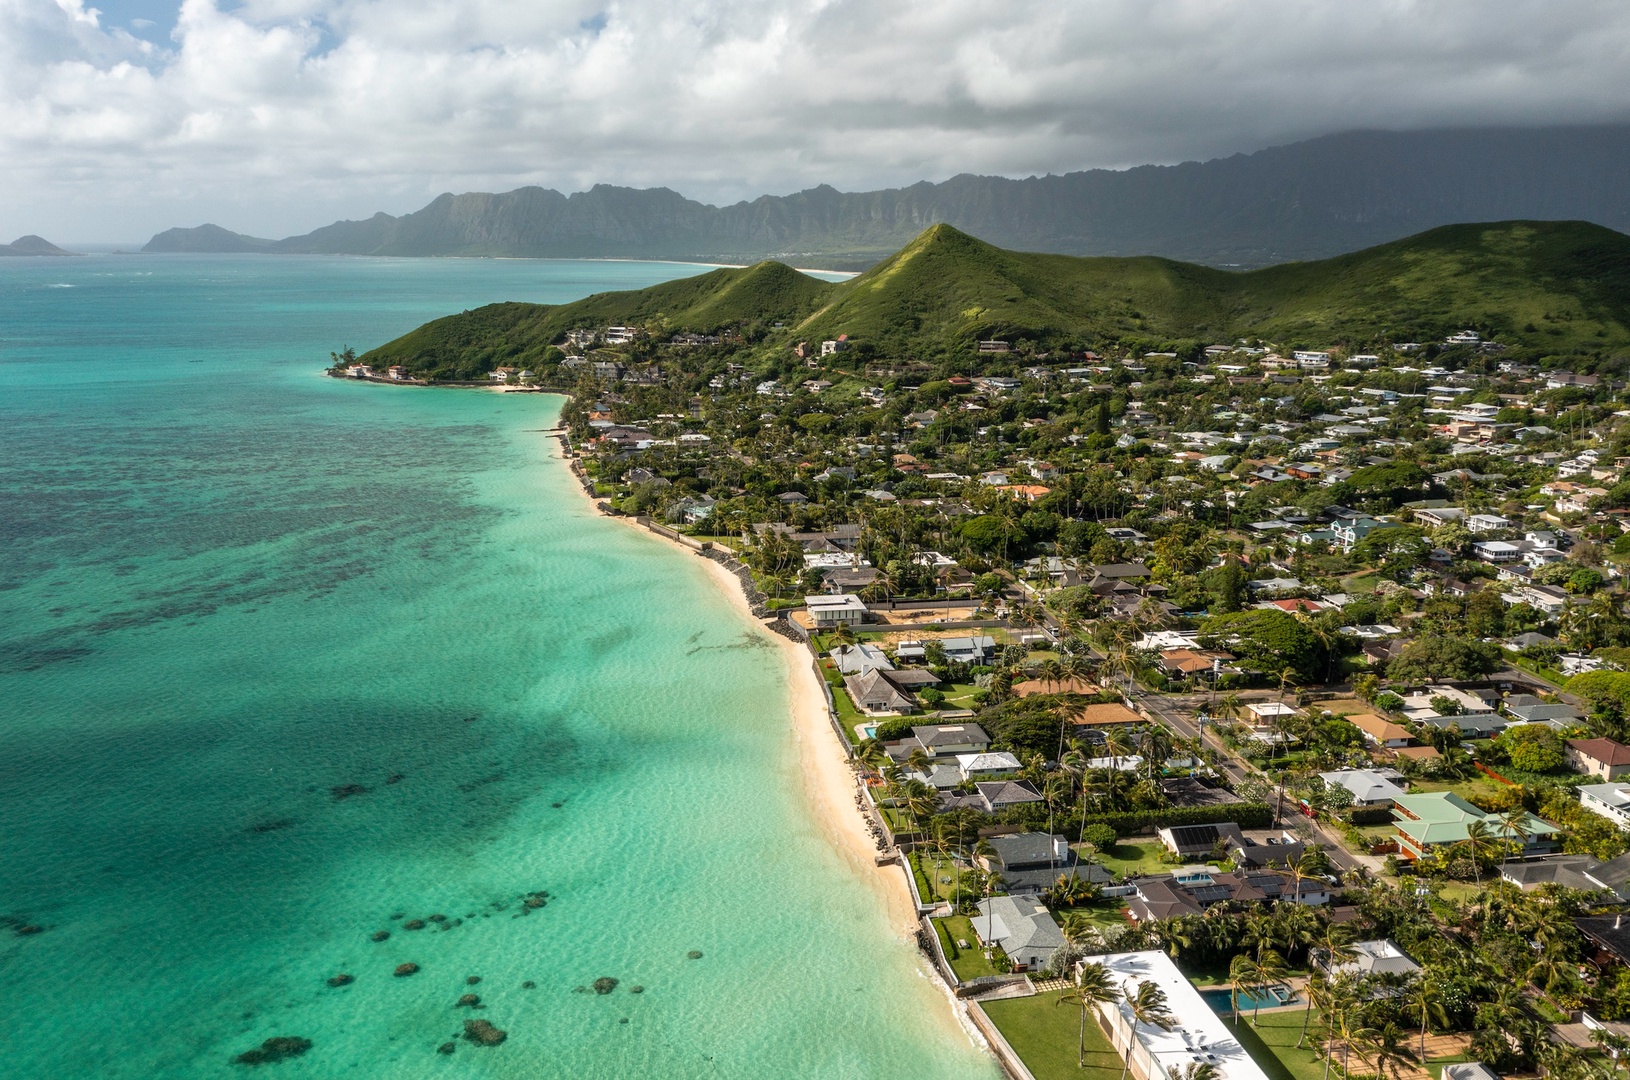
left=1170, top=1064, right=1221, bottom=1080
left=980, top=869, right=1005, bottom=951
left=1059, top=961, right=1121, bottom=1068
left=898, top=779, right=938, bottom=833
left=1121, top=980, right=1176, bottom=1080
left=906, top=746, right=933, bottom=777
left=855, top=737, right=890, bottom=775
left=1498, top=806, right=1532, bottom=867
left=1298, top=971, right=1330, bottom=1050
left=1059, top=912, right=1098, bottom=969
left=1404, top=978, right=1447, bottom=1061
left=1356, top=1022, right=1417, bottom=1080
left=1228, top=954, right=1260, bottom=1028
left=1242, top=909, right=1278, bottom=966
left=1039, top=657, right=1066, bottom=694
left=1253, top=949, right=1289, bottom=1025
left=1103, top=727, right=1135, bottom=774
left=1456, top=819, right=1500, bottom=886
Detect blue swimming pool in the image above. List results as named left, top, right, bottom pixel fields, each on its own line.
left=1201, top=986, right=1296, bottom=1013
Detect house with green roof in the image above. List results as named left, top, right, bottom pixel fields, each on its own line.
left=1391, top=791, right=1558, bottom=861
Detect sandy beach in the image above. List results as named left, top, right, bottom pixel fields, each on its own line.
left=560, top=458, right=922, bottom=930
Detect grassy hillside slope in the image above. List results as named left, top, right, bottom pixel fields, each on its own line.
left=364, top=261, right=834, bottom=378
left=362, top=221, right=1630, bottom=379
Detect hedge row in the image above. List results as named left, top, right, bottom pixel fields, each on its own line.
left=1078, top=802, right=1274, bottom=838
left=1344, top=806, right=1395, bottom=827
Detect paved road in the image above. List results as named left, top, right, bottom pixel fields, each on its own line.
left=1128, top=687, right=1382, bottom=877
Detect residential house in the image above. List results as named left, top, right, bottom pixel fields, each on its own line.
left=805, top=593, right=868, bottom=628
left=941, top=779, right=1045, bottom=813
left=1156, top=822, right=1307, bottom=869
left=971, top=895, right=1066, bottom=971
left=1320, top=768, right=1408, bottom=808
left=1578, top=783, right=1630, bottom=828
left=908, top=724, right=990, bottom=758
left=976, top=832, right=1110, bottom=893
left=1321, top=939, right=1422, bottom=979
left=1503, top=694, right=1583, bottom=726
left=1503, top=852, right=1630, bottom=900
left=831, top=643, right=892, bottom=675
left=938, top=635, right=997, bottom=664
left=1072, top=702, right=1143, bottom=727
left=1567, top=738, right=1630, bottom=780
left=844, top=669, right=918, bottom=714
left=956, top=752, right=1023, bottom=781
left=1391, top=792, right=1557, bottom=861
left=1089, top=951, right=1271, bottom=1080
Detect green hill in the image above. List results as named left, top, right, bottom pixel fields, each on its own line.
left=362, top=220, right=1630, bottom=379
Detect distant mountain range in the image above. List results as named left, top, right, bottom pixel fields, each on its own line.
left=144, top=126, right=1630, bottom=268
left=0, top=235, right=75, bottom=257
left=363, top=219, right=1630, bottom=381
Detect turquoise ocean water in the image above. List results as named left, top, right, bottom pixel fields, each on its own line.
left=0, top=255, right=997, bottom=1078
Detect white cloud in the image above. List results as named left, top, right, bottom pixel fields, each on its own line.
left=3, top=0, right=1630, bottom=240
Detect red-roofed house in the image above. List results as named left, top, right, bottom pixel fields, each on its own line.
left=1567, top=738, right=1630, bottom=781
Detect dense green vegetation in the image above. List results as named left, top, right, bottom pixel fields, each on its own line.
left=362, top=220, right=1630, bottom=379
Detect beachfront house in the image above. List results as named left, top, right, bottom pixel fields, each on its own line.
left=971, top=895, right=1066, bottom=971
left=805, top=594, right=868, bottom=628
left=843, top=669, right=918, bottom=715
left=1088, top=951, right=1271, bottom=1080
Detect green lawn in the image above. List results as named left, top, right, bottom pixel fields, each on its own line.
left=829, top=686, right=865, bottom=743
left=937, top=682, right=986, bottom=709
left=981, top=989, right=1126, bottom=1080
left=933, top=916, right=1005, bottom=982
left=1231, top=1007, right=1329, bottom=1080
left=1094, top=841, right=1173, bottom=879
left=1056, top=899, right=1130, bottom=931
left=910, top=852, right=973, bottom=905
left=1408, top=775, right=1511, bottom=804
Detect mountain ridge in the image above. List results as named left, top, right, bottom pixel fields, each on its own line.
left=143, top=126, right=1630, bottom=269
left=360, top=219, right=1630, bottom=381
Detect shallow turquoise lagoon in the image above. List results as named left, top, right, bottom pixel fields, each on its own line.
left=0, top=255, right=997, bottom=1078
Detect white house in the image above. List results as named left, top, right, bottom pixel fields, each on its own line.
left=1088, top=951, right=1271, bottom=1080
left=1578, top=783, right=1630, bottom=829
left=804, top=594, right=868, bottom=628
left=1320, top=768, right=1407, bottom=808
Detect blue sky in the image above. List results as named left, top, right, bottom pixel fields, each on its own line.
left=87, top=0, right=180, bottom=41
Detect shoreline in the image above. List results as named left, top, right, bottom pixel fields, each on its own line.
left=552, top=447, right=920, bottom=928
left=541, top=418, right=995, bottom=1063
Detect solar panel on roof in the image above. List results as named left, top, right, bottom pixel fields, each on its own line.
left=1191, top=886, right=1233, bottom=903
left=1168, top=824, right=1220, bottom=848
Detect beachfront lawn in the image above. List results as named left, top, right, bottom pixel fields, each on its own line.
left=1094, top=840, right=1172, bottom=879
left=932, top=916, right=1004, bottom=982
left=980, top=988, right=1125, bottom=1080
left=1230, top=1006, right=1328, bottom=1080
left=909, top=851, right=972, bottom=905
left=829, top=686, right=865, bottom=743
